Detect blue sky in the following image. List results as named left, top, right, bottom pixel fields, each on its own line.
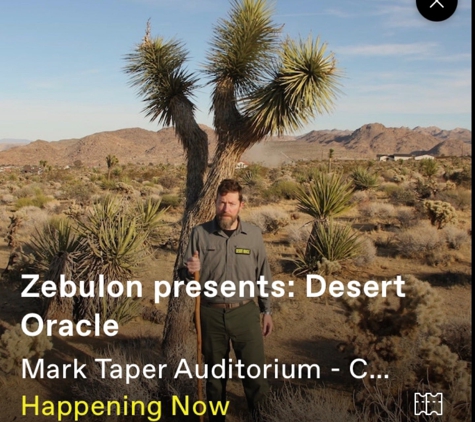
left=0, top=0, right=471, bottom=141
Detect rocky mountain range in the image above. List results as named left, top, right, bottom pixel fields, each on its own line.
left=0, top=123, right=470, bottom=168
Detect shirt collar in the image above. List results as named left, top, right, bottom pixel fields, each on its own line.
left=212, top=216, right=247, bottom=235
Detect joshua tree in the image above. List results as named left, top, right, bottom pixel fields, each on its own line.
left=125, top=0, right=341, bottom=353
left=328, top=148, right=334, bottom=172
left=105, top=154, right=119, bottom=180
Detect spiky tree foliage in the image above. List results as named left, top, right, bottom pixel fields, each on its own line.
left=292, top=220, right=362, bottom=275
left=296, top=172, right=353, bottom=224
left=124, top=24, right=208, bottom=210
left=125, top=0, right=341, bottom=353
left=308, top=219, right=362, bottom=262
left=350, top=166, right=379, bottom=191
left=26, top=218, right=81, bottom=275
left=22, top=196, right=165, bottom=324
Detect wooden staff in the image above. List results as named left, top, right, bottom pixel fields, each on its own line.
left=194, top=270, right=205, bottom=422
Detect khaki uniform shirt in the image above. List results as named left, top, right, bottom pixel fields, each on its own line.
left=181, top=218, right=272, bottom=313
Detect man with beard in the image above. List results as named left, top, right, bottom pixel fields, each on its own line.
left=182, top=179, right=273, bottom=422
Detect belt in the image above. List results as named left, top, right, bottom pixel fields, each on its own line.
left=201, top=299, right=252, bottom=309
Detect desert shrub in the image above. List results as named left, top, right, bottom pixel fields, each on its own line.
left=442, top=225, right=470, bottom=250
left=395, top=206, right=419, bottom=228
left=437, top=188, right=472, bottom=211
left=247, top=207, right=290, bottom=234
left=350, top=166, right=379, bottom=190
left=358, top=202, right=396, bottom=221
left=100, top=178, right=117, bottom=190
left=350, top=189, right=372, bottom=205
left=352, top=237, right=376, bottom=267
left=62, top=180, right=98, bottom=203
left=446, top=167, right=471, bottom=187
left=441, top=319, right=472, bottom=362
left=388, top=183, right=417, bottom=206
left=414, top=178, right=435, bottom=199
left=72, top=338, right=160, bottom=404
left=101, top=296, right=143, bottom=326
left=340, top=275, right=471, bottom=418
left=7, top=206, right=50, bottom=246
left=258, top=385, right=357, bottom=422
left=285, top=223, right=311, bottom=250
left=160, top=194, right=181, bottom=209
left=14, top=192, right=53, bottom=210
left=264, top=179, right=300, bottom=200
left=424, top=200, right=457, bottom=229
left=0, top=322, right=53, bottom=374
left=238, top=167, right=264, bottom=188
left=158, top=173, right=180, bottom=190
left=395, top=222, right=444, bottom=259
left=0, top=193, right=14, bottom=205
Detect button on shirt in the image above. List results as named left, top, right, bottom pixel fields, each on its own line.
left=182, top=218, right=273, bottom=313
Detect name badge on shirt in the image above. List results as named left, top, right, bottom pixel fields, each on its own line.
left=235, top=248, right=251, bottom=255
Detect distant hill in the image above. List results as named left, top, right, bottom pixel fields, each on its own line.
left=0, top=138, right=31, bottom=152
left=0, top=124, right=470, bottom=167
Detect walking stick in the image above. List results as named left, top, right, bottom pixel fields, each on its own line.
left=194, top=270, right=205, bottom=422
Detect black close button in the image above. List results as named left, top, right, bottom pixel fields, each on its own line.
left=416, top=0, right=458, bottom=22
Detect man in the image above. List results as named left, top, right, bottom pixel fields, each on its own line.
left=182, top=179, right=273, bottom=422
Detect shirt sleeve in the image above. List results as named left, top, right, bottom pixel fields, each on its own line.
left=256, top=233, right=273, bottom=313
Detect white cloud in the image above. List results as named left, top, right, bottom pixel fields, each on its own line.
left=337, top=42, right=438, bottom=56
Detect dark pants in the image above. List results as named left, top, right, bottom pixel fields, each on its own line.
left=200, top=301, right=269, bottom=422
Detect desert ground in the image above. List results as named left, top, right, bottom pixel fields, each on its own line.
left=0, top=156, right=471, bottom=422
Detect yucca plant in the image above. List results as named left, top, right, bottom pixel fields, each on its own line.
left=292, top=220, right=362, bottom=275
left=296, top=172, right=355, bottom=272
left=136, top=196, right=167, bottom=237
left=72, top=195, right=163, bottom=323
left=26, top=217, right=81, bottom=275
left=308, top=219, right=363, bottom=262
left=296, top=172, right=353, bottom=224
left=350, top=166, right=379, bottom=191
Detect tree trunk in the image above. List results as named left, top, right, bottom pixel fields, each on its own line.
left=172, top=100, right=209, bottom=211
left=42, top=252, right=75, bottom=321
left=162, top=78, right=259, bottom=356
left=161, top=143, right=245, bottom=355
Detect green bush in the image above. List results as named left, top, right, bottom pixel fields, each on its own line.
left=14, top=193, right=52, bottom=210
left=264, top=180, right=300, bottom=201
left=160, top=194, right=181, bottom=209
left=383, top=183, right=417, bottom=206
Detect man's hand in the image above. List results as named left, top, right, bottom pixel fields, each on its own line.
left=186, top=251, right=200, bottom=275
left=262, top=314, right=273, bottom=337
